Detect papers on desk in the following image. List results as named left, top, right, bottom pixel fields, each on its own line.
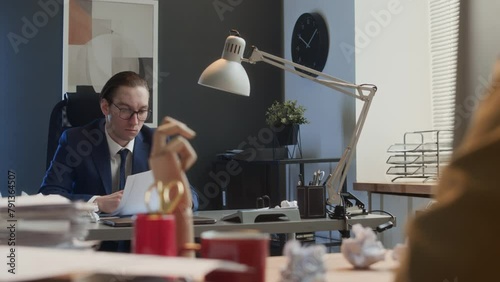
left=0, top=194, right=93, bottom=248
left=105, top=170, right=159, bottom=216
left=0, top=246, right=247, bottom=282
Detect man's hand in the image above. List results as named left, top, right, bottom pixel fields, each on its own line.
left=95, top=191, right=123, bottom=213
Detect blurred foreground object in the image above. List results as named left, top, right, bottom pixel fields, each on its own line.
left=396, top=61, right=500, bottom=281
left=280, top=240, right=326, bottom=282
left=0, top=194, right=93, bottom=248
left=341, top=224, right=386, bottom=269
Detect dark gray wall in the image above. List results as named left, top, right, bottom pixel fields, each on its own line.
left=159, top=1, right=283, bottom=209
left=1, top=0, right=63, bottom=196
left=1, top=1, right=284, bottom=208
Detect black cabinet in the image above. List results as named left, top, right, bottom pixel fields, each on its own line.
left=212, top=158, right=341, bottom=209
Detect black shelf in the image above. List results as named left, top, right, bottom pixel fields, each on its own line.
left=212, top=157, right=341, bottom=209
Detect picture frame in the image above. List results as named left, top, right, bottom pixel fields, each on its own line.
left=62, top=0, right=159, bottom=127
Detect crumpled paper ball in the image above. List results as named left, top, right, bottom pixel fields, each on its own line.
left=281, top=200, right=298, bottom=208
left=392, top=243, right=407, bottom=261
left=341, top=223, right=386, bottom=269
left=280, top=240, right=326, bottom=282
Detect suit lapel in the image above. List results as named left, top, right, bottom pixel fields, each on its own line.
left=92, top=120, right=112, bottom=195
left=132, top=131, right=150, bottom=174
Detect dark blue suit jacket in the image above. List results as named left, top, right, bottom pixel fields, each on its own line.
left=40, top=119, right=199, bottom=210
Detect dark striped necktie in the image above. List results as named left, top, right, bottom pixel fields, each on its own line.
left=118, top=149, right=129, bottom=191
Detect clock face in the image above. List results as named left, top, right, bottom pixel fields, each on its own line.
left=291, top=13, right=329, bottom=77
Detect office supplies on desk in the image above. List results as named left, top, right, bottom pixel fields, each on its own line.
left=0, top=246, right=247, bottom=282
left=193, top=216, right=218, bottom=225
left=101, top=216, right=217, bottom=227
left=280, top=240, right=326, bottom=281
left=221, top=208, right=301, bottom=223
left=322, top=173, right=332, bottom=186
left=297, top=185, right=326, bottom=219
left=341, top=224, right=386, bottom=269
left=101, top=217, right=134, bottom=227
left=201, top=230, right=269, bottom=282
left=317, top=170, right=325, bottom=185
left=328, top=192, right=368, bottom=220
left=134, top=213, right=178, bottom=256
left=256, top=195, right=271, bottom=209
left=0, top=194, right=93, bottom=247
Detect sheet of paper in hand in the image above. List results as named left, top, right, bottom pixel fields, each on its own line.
left=104, top=170, right=161, bottom=216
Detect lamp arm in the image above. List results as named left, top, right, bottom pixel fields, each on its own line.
left=246, top=47, right=376, bottom=101
left=324, top=95, right=373, bottom=205
left=246, top=46, right=377, bottom=206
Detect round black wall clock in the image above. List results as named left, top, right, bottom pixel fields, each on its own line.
left=291, top=12, right=329, bottom=77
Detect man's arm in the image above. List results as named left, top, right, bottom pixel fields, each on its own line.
left=39, top=131, right=96, bottom=201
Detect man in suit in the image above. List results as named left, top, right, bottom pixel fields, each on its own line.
left=40, top=71, right=199, bottom=213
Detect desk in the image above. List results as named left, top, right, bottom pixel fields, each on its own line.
left=354, top=182, right=434, bottom=209
left=266, top=251, right=398, bottom=281
left=85, top=209, right=393, bottom=241
left=0, top=246, right=399, bottom=281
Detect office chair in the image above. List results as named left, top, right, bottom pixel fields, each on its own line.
left=46, top=91, right=103, bottom=169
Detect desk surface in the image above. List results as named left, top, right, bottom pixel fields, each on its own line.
left=354, top=182, right=434, bottom=197
left=86, top=209, right=393, bottom=241
left=214, top=157, right=341, bottom=164
left=0, top=246, right=399, bottom=281
left=266, top=251, right=399, bottom=281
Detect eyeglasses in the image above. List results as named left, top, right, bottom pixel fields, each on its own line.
left=111, top=103, right=151, bottom=121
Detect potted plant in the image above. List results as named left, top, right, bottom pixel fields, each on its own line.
left=265, top=100, right=309, bottom=146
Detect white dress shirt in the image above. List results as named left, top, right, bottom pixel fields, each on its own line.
left=89, top=126, right=135, bottom=204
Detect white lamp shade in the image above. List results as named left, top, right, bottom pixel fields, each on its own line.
left=198, top=35, right=250, bottom=96
left=198, top=59, right=250, bottom=96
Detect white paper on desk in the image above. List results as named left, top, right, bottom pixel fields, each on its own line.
left=106, top=170, right=160, bottom=216
left=0, top=246, right=247, bottom=282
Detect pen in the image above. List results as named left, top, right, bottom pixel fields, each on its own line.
left=317, top=170, right=325, bottom=185
left=322, top=173, right=332, bottom=186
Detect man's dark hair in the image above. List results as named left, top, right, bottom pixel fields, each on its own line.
left=100, top=71, right=149, bottom=103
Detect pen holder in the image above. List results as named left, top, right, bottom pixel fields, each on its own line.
left=133, top=213, right=177, bottom=256
left=297, top=185, right=326, bottom=219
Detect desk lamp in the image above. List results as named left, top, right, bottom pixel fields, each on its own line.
left=199, top=30, right=377, bottom=209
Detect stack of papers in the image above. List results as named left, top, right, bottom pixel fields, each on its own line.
left=0, top=246, right=247, bottom=281
left=0, top=194, right=94, bottom=248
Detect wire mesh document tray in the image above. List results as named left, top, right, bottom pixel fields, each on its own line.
left=386, top=130, right=453, bottom=182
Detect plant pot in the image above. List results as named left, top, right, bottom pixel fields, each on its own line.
left=273, top=124, right=299, bottom=146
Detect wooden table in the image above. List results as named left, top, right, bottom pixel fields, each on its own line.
left=354, top=182, right=434, bottom=209
left=266, top=251, right=399, bottom=281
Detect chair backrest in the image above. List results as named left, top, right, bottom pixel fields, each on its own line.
left=46, top=92, right=104, bottom=169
